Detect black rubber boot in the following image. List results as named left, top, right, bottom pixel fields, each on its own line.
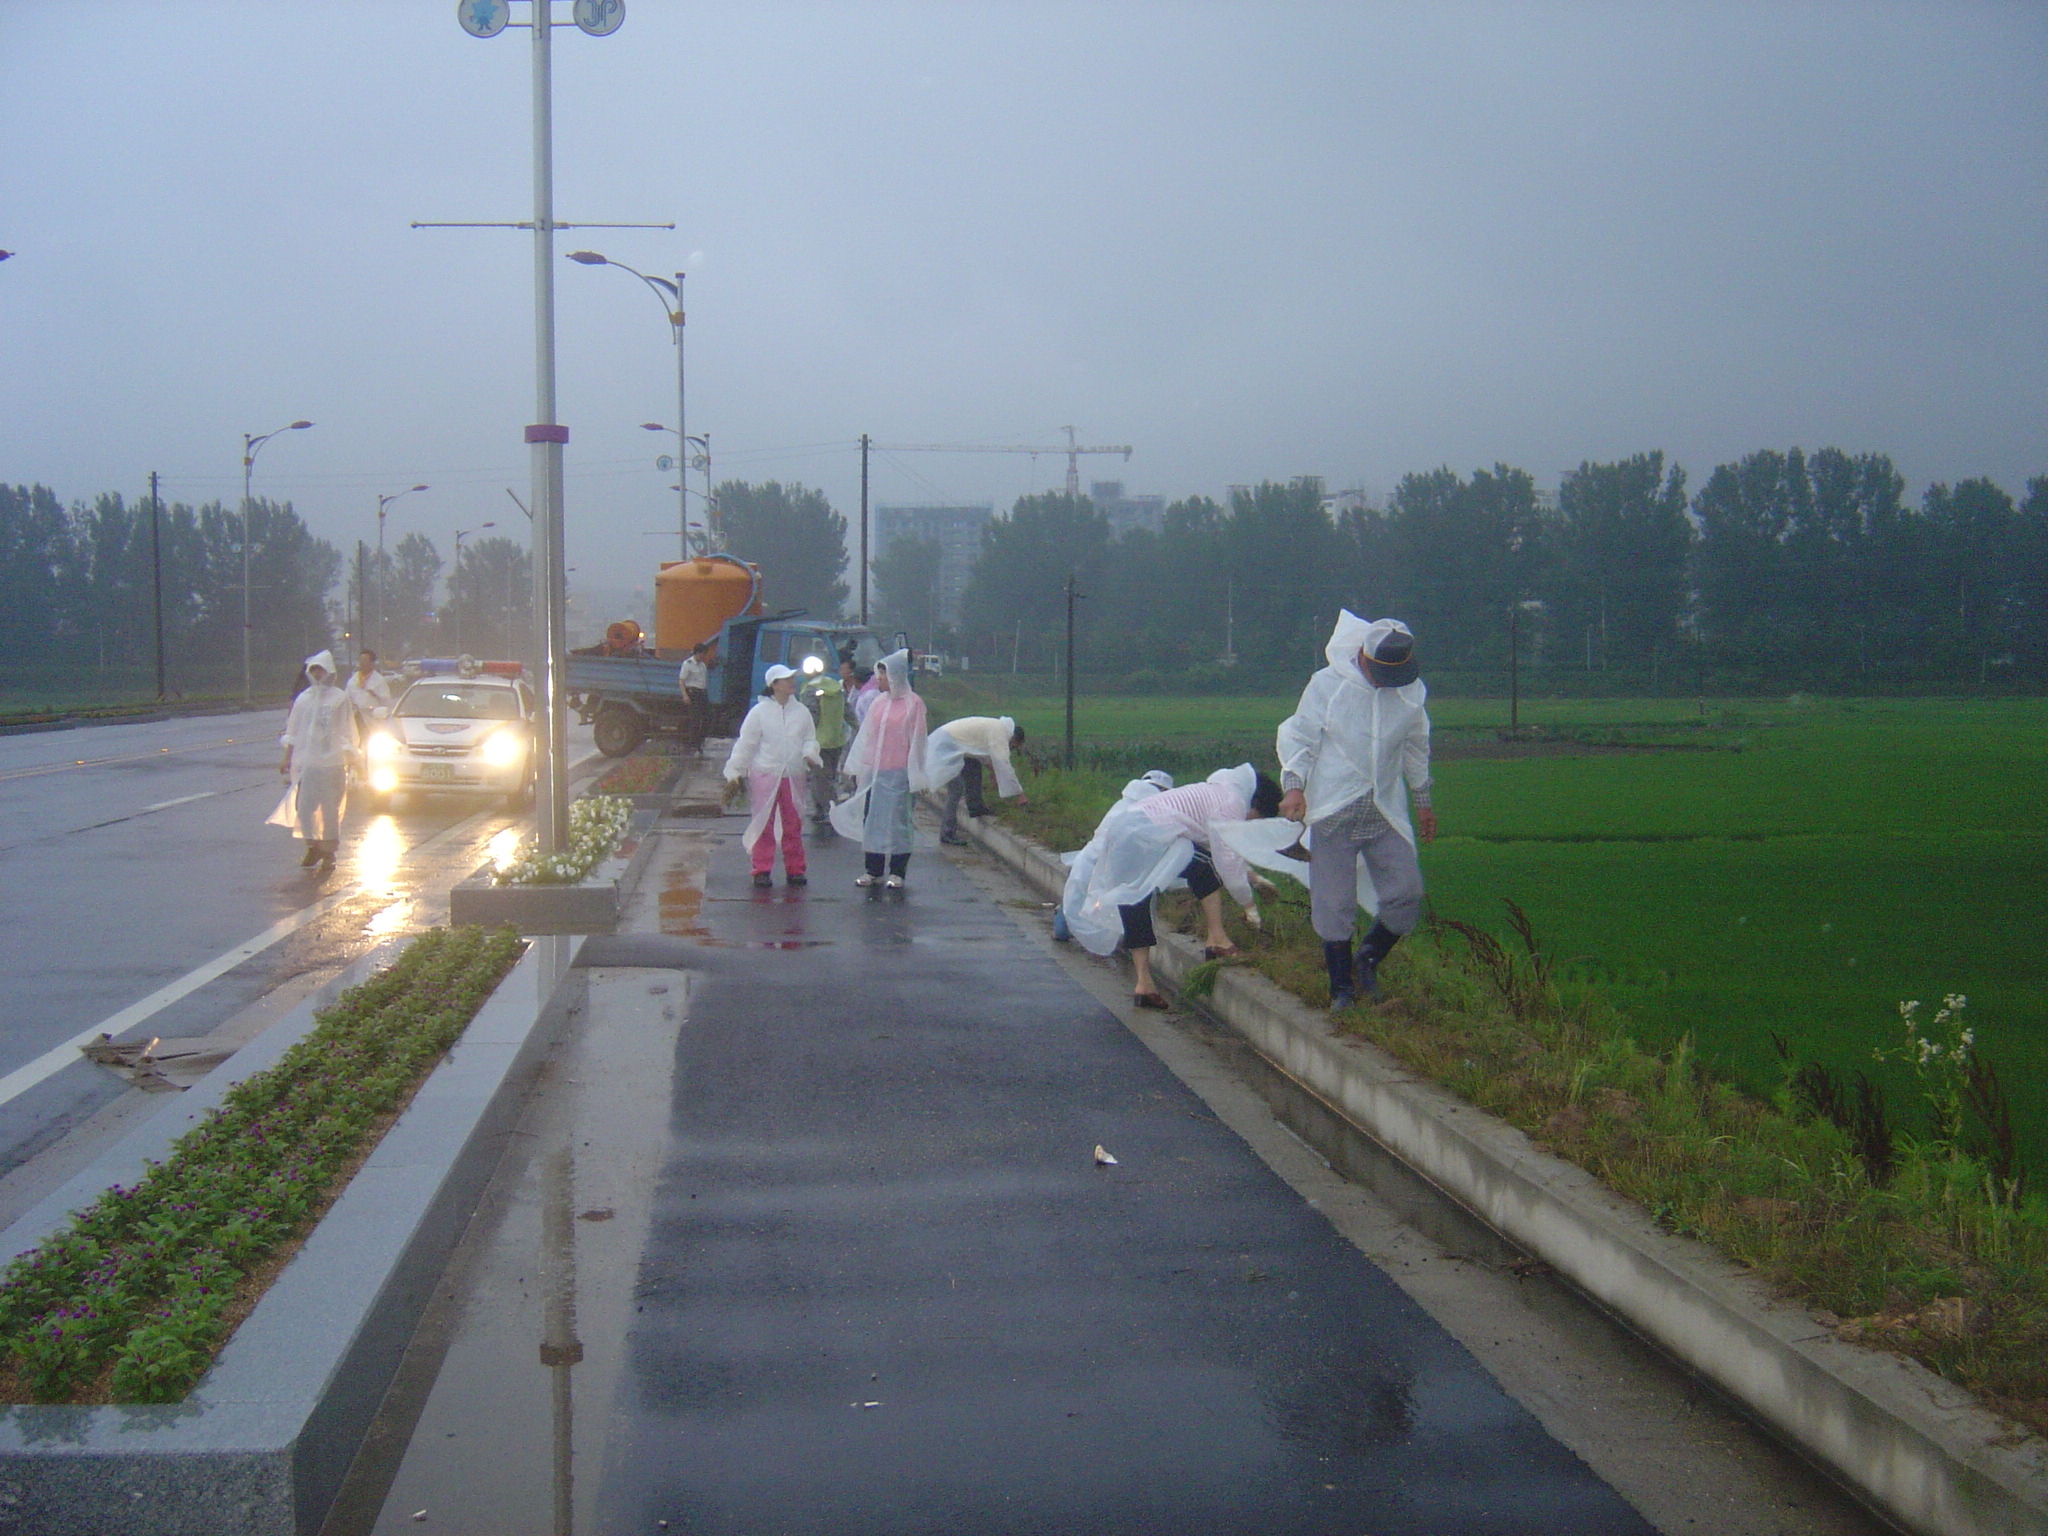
left=1353, top=922, right=1401, bottom=998
left=1323, top=940, right=1356, bottom=1011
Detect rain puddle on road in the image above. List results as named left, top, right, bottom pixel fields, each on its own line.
left=648, top=831, right=712, bottom=937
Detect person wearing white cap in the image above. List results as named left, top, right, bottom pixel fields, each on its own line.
left=1052, top=769, right=1173, bottom=943
left=1062, top=765, right=1283, bottom=1007
left=827, top=648, right=927, bottom=887
left=723, top=663, right=823, bottom=888
left=1276, top=611, right=1436, bottom=1009
left=275, top=649, right=361, bottom=874
left=925, top=714, right=1028, bottom=845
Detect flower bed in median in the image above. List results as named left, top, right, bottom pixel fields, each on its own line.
left=590, top=751, right=677, bottom=797
left=0, top=924, right=524, bottom=1405
left=491, top=794, right=631, bottom=885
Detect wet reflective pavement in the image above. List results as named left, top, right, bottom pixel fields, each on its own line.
left=487, top=818, right=1656, bottom=1534
left=0, top=711, right=593, bottom=1189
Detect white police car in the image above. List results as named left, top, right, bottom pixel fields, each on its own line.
left=361, top=660, right=536, bottom=811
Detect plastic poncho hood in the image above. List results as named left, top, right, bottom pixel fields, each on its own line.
left=303, top=649, right=338, bottom=679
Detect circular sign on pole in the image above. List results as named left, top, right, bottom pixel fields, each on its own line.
left=573, top=0, right=624, bottom=35
left=456, top=0, right=509, bottom=37
left=656, top=455, right=675, bottom=471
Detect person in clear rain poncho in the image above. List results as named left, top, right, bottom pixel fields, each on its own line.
left=273, top=649, right=361, bottom=874
left=1061, top=764, right=1282, bottom=1008
left=827, top=648, right=928, bottom=888
left=1276, top=610, right=1436, bottom=1009
left=724, top=663, right=823, bottom=888
left=1052, top=769, right=1172, bottom=942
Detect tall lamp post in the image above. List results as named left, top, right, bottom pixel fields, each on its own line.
left=241, top=419, right=314, bottom=704
left=638, top=423, right=712, bottom=553
left=568, top=252, right=687, bottom=557
left=374, top=485, right=430, bottom=653
left=452, top=522, right=497, bottom=657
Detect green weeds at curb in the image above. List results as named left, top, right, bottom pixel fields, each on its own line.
left=0, top=925, right=524, bottom=1404
left=1001, top=770, right=2048, bottom=1440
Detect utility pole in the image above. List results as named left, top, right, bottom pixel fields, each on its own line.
left=1509, top=598, right=1520, bottom=734
left=356, top=542, right=368, bottom=655
left=149, top=472, right=165, bottom=701
left=859, top=432, right=870, bottom=625
left=1063, top=573, right=1080, bottom=770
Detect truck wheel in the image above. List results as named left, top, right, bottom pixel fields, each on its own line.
left=593, top=701, right=647, bottom=758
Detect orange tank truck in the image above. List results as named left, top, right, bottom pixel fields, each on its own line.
left=653, top=554, right=764, bottom=654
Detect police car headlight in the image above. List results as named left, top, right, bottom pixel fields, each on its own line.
left=367, top=733, right=400, bottom=761
left=480, top=730, right=526, bottom=767
left=370, top=768, right=398, bottom=793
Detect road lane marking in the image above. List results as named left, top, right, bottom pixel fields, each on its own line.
left=141, top=791, right=223, bottom=813
left=0, top=735, right=265, bottom=784
left=0, top=805, right=498, bottom=1111
left=0, top=891, right=361, bottom=1110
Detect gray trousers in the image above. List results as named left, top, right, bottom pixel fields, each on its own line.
left=295, top=764, right=346, bottom=845
left=810, top=745, right=843, bottom=817
left=940, top=758, right=986, bottom=836
left=1309, top=812, right=1424, bottom=942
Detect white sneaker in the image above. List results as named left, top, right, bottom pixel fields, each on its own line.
left=854, top=873, right=878, bottom=887
left=884, top=874, right=905, bottom=889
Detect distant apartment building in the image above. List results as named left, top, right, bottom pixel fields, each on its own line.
left=871, top=503, right=993, bottom=626
left=1089, top=480, right=1166, bottom=537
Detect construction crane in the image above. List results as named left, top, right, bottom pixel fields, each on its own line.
left=875, top=425, right=1132, bottom=499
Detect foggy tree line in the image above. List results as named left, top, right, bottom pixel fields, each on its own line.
left=0, top=483, right=532, bottom=693
left=888, top=448, right=2048, bottom=693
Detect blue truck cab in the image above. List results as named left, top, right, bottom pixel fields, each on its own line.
left=567, top=613, right=881, bottom=757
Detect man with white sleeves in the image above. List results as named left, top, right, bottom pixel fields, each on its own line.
left=925, top=715, right=1028, bottom=844
left=1276, top=612, right=1437, bottom=1009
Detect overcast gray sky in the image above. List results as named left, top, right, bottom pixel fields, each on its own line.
left=4, top=1, right=2044, bottom=599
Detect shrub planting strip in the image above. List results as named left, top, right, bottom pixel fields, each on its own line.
left=0, top=931, right=588, bottom=1536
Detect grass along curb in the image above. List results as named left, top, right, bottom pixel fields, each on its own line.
left=0, top=924, right=524, bottom=1405
left=989, top=767, right=2048, bottom=1441
left=969, top=812, right=2048, bottom=1536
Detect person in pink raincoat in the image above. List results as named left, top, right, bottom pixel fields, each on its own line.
left=827, top=648, right=928, bottom=888
left=723, top=663, right=823, bottom=888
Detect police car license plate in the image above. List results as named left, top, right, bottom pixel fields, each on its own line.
left=419, top=763, right=453, bottom=782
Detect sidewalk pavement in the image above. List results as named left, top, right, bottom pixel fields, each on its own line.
left=343, top=803, right=1655, bottom=1536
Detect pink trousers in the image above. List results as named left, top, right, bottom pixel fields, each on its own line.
left=750, top=776, right=806, bottom=876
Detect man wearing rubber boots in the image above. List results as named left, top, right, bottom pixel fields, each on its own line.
left=1276, top=612, right=1436, bottom=1009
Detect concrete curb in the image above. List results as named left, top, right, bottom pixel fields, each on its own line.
left=968, top=814, right=2048, bottom=1536
left=0, top=933, right=588, bottom=1536
left=446, top=808, right=659, bottom=934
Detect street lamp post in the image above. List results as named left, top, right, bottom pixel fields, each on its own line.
left=374, top=485, right=430, bottom=654
left=452, top=522, right=498, bottom=657
left=569, top=252, right=687, bottom=557
left=638, top=422, right=713, bottom=554
left=241, top=420, right=313, bottom=704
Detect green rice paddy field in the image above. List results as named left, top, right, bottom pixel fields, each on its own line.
left=948, top=687, right=2048, bottom=1173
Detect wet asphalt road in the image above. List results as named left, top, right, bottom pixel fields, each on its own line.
left=0, top=711, right=583, bottom=1179
left=585, top=827, right=1655, bottom=1535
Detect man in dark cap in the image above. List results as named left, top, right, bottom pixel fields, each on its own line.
left=1276, top=612, right=1436, bottom=1009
